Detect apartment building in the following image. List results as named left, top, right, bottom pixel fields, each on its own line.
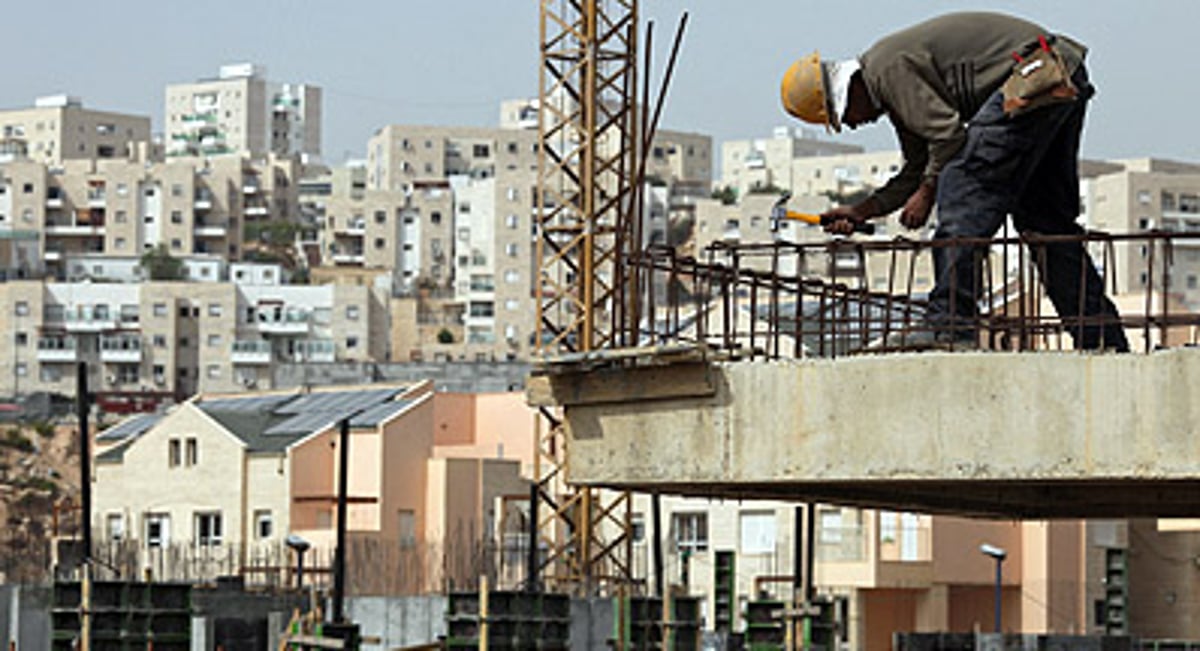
left=0, top=277, right=387, bottom=404
left=1084, top=158, right=1200, bottom=309
left=0, top=95, right=151, bottom=164
left=165, top=63, right=321, bottom=159
left=299, top=165, right=454, bottom=294
left=0, top=152, right=300, bottom=279
left=366, top=124, right=539, bottom=360
left=367, top=117, right=716, bottom=360
left=720, top=127, right=866, bottom=199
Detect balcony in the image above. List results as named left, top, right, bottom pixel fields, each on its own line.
left=37, top=337, right=78, bottom=363
left=100, top=335, right=143, bottom=363
left=331, top=252, right=365, bottom=265
left=232, top=340, right=272, bottom=365
left=194, top=194, right=213, bottom=211
left=194, top=222, right=228, bottom=238
left=62, top=308, right=117, bottom=332
left=87, top=191, right=107, bottom=208
left=256, top=308, right=311, bottom=335
left=297, top=339, right=335, bottom=363
left=338, top=219, right=366, bottom=236
left=46, top=195, right=64, bottom=209
left=243, top=180, right=261, bottom=195
left=245, top=205, right=269, bottom=217
left=44, top=250, right=63, bottom=262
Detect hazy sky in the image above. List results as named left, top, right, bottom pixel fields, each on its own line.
left=6, top=1, right=1199, bottom=165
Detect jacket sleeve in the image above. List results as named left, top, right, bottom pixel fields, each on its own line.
left=871, top=56, right=968, bottom=195
left=868, top=126, right=926, bottom=215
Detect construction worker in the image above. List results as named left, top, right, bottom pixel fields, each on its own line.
left=780, top=12, right=1129, bottom=351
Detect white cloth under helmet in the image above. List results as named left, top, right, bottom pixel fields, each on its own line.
left=825, top=58, right=861, bottom=132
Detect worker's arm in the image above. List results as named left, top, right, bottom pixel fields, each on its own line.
left=865, top=126, right=927, bottom=215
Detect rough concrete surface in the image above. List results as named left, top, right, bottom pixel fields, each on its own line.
left=562, top=349, right=1200, bottom=517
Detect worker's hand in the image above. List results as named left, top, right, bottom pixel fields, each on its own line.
left=821, top=201, right=875, bottom=235
left=900, top=181, right=937, bottom=230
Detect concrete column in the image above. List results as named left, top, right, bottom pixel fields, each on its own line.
left=190, top=616, right=211, bottom=651
left=846, top=589, right=868, bottom=651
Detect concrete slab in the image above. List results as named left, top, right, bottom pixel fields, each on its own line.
left=551, top=349, right=1200, bottom=518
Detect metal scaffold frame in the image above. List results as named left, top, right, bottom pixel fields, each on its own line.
left=534, top=0, right=639, bottom=593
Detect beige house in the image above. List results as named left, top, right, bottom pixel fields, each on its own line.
left=92, top=384, right=533, bottom=592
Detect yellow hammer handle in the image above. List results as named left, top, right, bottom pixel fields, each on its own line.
left=785, top=211, right=823, bottom=225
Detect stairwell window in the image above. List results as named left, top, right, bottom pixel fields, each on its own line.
left=671, top=512, right=708, bottom=553
left=168, top=438, right=181, bottom=467
left=186, top=438, right=198, bottom=466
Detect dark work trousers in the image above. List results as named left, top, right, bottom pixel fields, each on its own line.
left=929, top=64, right=1129, bottom=351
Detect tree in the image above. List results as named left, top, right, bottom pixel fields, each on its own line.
left=437, top=329, right=455, bottom=344
left=710, top=185, right=738, bottom=206
left=139, top=244, right=184, bottom=280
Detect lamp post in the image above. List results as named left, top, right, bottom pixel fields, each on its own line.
left=980, top=543, right=1007, bottom=633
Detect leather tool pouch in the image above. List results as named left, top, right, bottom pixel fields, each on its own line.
left=1001, top=35, right=1078, bottom=117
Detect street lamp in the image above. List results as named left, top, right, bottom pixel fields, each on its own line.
left=980, top=544, right=1007, bottom=633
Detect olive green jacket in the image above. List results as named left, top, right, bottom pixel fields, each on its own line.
left=860, top=12, right=1086, bottom=213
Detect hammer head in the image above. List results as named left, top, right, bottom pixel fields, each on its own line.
left=770, top=191, right=793, bottom=232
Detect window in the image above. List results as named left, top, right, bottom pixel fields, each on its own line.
left=506, top=187, right=519, bottom=201
left=207, top=303, right=222, bottom=317
left=106, top=513, right=124, bottom=542
left=255, top=510, right=273, bottom=539
left=14, top=301, right=29, bottom=316
left=186, top=438, right=198, bottom=466
left=473, top=144, right=490, bottom=158
left=195, top=512, right=222, bottom=547
left=15, top=363, right=26, bottom=378
left=346, top=336, right=359, bottom=349
left=153, top=303, right=167, bottom=317
left=431, top=211, right=442, bottom=225
left=505, top=214, right=519, bottom=229
left=505, top=243, right=519, bottom=258
left=115, top=237, right=126, bottom=250
left=170, top=210, right=183, bottom=224
left=15, top=332, right=27, bottom=347
left=145, top=513, right=170, bottom=548
left=631, top=513, right=646, bottom=543
left=469, top=301, right=495, bottom=318
left=171, top=184, right=184, bottom=198
left=818, top=507, right=844, bottom=544
left=375, top=237, right=385, bottom=249
left=170, top=238, right=182, bottom=250
left=168, top=439, right=181, bottom=467
left=504, top=269, right=520, bottom=284
left=739, top=511, right=776, bottom=555
left=346, top=305, right=360, bottom=320
left=505, top=299, right=519, bottom=311
left=1137, top=190, right=1152, bottom=205
left=459, top=201, right=471, bottom=214
left=207, top=334, right=222, bottom=347
left=671, top=513, right=708, bottom=553
left=206, top=364, right=220, bottom=379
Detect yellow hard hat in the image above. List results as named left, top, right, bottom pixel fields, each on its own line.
left=781, top=51, right=833, bottom=129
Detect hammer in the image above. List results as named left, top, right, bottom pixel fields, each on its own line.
left=770, top=191, right=876, bottom=235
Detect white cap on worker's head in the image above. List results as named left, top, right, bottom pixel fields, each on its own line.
left=824, top=58, right=861, bottom=133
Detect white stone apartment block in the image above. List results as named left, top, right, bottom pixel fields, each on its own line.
left=165, top=63, right=321, bottom=159
left=0, top=95, right=151, bottom=164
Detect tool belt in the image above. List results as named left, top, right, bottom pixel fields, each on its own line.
left=1000, top=34, right=1078, bottom=117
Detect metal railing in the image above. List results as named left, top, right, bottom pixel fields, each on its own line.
left=631, top=231, right=1200, bottom=359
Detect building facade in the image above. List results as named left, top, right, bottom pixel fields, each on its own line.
left=165, top=63, right=321, bottom=159
left=0, top=277, right=388, bottom=402
left=0, top=95, right=151, bottom=164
